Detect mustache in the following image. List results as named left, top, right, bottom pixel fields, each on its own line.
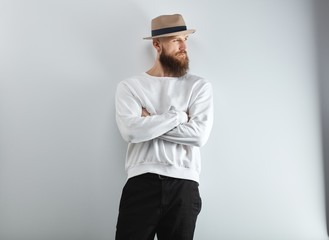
left=176, top=51, right=187, bottom=56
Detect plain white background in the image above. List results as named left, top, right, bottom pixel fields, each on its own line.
left=0, top=0, right=328, bottom=239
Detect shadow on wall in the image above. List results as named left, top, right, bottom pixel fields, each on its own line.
left=313, top=0, right=329, bottom=236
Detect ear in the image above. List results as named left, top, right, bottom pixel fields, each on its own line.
left=153, top=39, right=161, bottom=53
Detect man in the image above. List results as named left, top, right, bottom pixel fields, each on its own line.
left=115, top=14, right=213, bottom=240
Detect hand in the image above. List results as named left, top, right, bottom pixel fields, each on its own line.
left=141, top=107, right=151, bottom=117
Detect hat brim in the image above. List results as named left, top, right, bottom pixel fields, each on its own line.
left=143, top=29, right=196, bottom=40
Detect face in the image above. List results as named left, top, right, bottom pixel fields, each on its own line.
left=159, top=35, right=189, bottom=58
left=155, top=35, right=190, bottom=77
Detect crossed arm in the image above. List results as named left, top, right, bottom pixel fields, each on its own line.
left=115, top=81, right=213, bottom=147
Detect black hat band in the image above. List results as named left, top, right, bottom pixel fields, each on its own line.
left=152, top=26, right=187, bottom=37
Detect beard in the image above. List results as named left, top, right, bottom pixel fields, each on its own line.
left=159, top=48, right=189, bottom=77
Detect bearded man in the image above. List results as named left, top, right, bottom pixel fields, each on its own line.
left=115, top=14, right=214, bottom=240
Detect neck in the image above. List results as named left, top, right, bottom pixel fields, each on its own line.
left=146, top=60, right=176, bottom=77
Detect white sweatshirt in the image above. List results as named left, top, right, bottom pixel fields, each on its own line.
left=115, top=72, right=213, bottom=183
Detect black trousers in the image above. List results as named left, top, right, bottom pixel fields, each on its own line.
left=115, top=173, right=202, bottom=240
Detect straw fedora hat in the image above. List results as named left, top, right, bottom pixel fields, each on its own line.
left=143, top=14, right=195, bottom=40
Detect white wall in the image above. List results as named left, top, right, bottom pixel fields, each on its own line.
left=0, top=0, right=327, bottom=240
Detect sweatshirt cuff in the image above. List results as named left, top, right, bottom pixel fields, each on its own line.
left=176, top=111, right=188, bottom=124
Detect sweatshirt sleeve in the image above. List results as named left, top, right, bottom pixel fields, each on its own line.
left=115, top=81, right=188, bottom=143
left=158, top=81, right=214, bottom=147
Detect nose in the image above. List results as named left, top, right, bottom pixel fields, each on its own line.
left=179, top=40, right=187, bottom=51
